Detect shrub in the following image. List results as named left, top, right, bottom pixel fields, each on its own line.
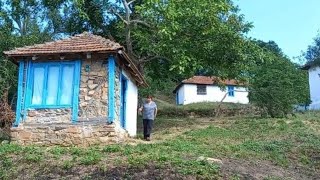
left=0, top=90, right=15, bottom=142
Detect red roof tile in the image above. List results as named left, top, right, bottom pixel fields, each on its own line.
left=4, top=32, right=122, bottom=56
left=182, top=76, right=240, bottom=85
left=4, top=32, right=147, bottom=87
left=173, top=76, right=244, bottom=93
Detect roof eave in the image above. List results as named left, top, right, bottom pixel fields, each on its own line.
left=117, top=50, right=148, bottom=87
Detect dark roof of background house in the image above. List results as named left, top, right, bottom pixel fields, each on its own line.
left=301, top=61, right=320, bottom=70
left=4, top=32, right=147, bottom=87
left=173, top=76, right=244, bottom=93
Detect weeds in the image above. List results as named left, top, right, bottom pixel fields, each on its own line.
left=79, top=150, right=102, bottom=165
left=0, top=113, right=319, bottom=179
left=62, top=160, right=74, bottom=170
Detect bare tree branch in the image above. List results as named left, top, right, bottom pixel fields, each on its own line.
left=131, top=19, right=151, bottom=28
left=140, top=55, right=167, bottom=63
left=122, top=0, right=130, bottom=21
left=110, top=8, right=128, bottom=24
left=128, top=0, right=136, bottom=5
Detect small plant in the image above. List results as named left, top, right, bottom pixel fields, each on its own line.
left=98, top=164, right=108, bottom=174
left=50, top=146, right=66, bottom=156
left=70, top=147, right=84, bottom=156
left=25, top=154, right=43, bottom=163
left=62, top=160, right=74, bottom=170
left=102, top=145, right=122, bottom=153
left=0, top=144, right=22, bottom=156
left=80, top=150, right=102, bottom=165
left=1, top=156, right=12, bottom=168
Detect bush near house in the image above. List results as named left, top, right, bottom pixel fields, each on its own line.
left=153, top=99, right=259, bottom=118
left=0, top=91, right=15, bottom=142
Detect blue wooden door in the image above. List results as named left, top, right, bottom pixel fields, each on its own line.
left=120, top=75, right=127, bottom=129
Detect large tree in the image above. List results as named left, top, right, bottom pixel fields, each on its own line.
left=0, top=0, right=53, bottom=101
left=304, top=33, right=320, bottom=67
left=249, top=40, right=310, bottom=117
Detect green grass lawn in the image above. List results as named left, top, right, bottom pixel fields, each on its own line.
left=1, top=112, right=320, bottom=179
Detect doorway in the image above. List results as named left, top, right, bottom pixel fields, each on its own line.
left=120, top=75, right=127, bottom=129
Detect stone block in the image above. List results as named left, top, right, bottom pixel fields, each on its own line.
left=82, top=129, right=93, bottom=138
left=54, top=126, right=66, bottom=131
left=28, top=111, right=36, bottom=117
left=66, top=127, right=79, bottom=133
left=88, top=80, right=94, bottom=84
left=80, top=88, right=88, bottom=93
left=84, top=96, right=92, bottom=101
left=81, top=76, right=89, bottom=83
left=50, top=139, right=64, bottom=145
left=19, top=131, right=32, bottom=140
left=71, top=139, right=82, bottom=145
left=93, top=93, right=100, bottom=99
left=90, top=72, right=98, bottom=76
left=88, top=84, right=98, bottom=90
left=97, top=72, right=105, bottom=77
left=88, top=90, right=95, bottom=96
left=80, top=102, right=88, bottom=107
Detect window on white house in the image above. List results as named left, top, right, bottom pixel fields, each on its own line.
left=29, top=62, right=77, bottom=107
left=228, top=86, right=235, bottom=97
left=197, top=85, right=207, bottom=95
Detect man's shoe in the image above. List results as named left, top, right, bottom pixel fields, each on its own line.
left=146, top=137, right=151, bottom=141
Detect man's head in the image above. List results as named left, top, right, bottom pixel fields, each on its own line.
left=146, top=95, right=153, bottom=103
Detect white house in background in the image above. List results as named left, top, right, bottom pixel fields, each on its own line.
left=173, top=76, right=249, bottom=105
left=302, top=64, right=320, bottom=110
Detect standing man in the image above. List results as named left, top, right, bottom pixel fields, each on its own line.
left=139, top=95, right=157, bottom=141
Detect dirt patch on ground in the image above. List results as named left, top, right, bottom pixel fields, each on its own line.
left=220, top=158, right=320, bottom=180
left=25, top=164, right=194, bottom=180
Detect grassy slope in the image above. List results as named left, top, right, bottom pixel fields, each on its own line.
left=1, top=111, right=320, bottom=179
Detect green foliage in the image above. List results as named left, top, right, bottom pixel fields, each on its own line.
left=79, top=150, right=102, bottom=165
left=62, top=160, right=74, bottom=170
left=0, top=113, right=320, bottom=178
left=249, top=41, right=310, bottom=118
left=102, top=145, right=123, bottom=153
left=304, top=33, right=320, bottom=66
left=135, top=0, right=255, bottom=78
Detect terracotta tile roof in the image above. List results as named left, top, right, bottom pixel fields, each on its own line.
left=173, top=76, right=243, bottom=93
left=182, top=76, right=240, bottom=85
left=4, top=32, right=123, bottom=56
left=4, top=32, right=148, bottom=87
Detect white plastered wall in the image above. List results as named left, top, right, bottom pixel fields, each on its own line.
left=309, top=66, right=320, bottom=110
left=177, top=85, right=185, bottom=105
left=177, top=84, right=249, bottom=105
left=122, top=70, right=138, bottom=136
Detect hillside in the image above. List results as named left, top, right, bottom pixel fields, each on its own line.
left=1, top=111, right=320, bottom=179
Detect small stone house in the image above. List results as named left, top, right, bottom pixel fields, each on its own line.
left=4, top=32, right=147, bottom=146
left=173, top=76, right=249, bottom=105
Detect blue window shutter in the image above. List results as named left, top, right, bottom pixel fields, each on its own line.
left=42, top=65, right=49, bottom=105
left=72, top=60, right=81, bottom=123
left=108, top=56, right=116, bottom=123
left=228, top=86, right=235, bottom=97
left=56, top=64, right=63, bottom=105
left=26, top=61, right=77, bottom=108
left=14, top=61, right=25, bottom=126
left=120, top=72, right=123, bottom=127
left=22, top=60, right=31, bottom=120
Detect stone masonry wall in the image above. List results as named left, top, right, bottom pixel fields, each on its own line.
left=10, top=122, right=128, bottom=146
left=79, top=59, right=108, bottom=120
left=115, top=66, right=121, bottom=124
left=26, top=109, right=71, bottom=124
